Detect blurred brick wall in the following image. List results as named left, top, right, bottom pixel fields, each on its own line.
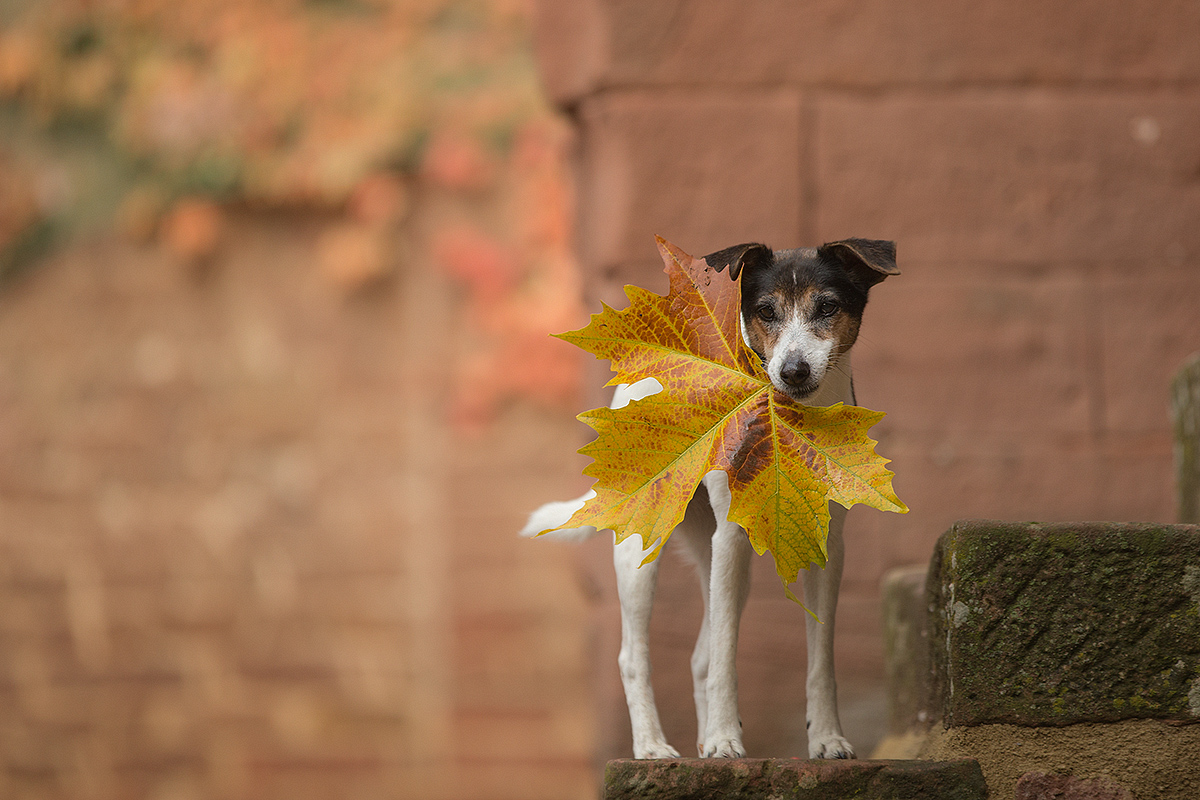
left=0, top=215, right=594, bottom=800
left=532, top=0, right=1200, bottom=761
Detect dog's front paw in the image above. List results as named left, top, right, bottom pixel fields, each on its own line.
left=701, top=737, right=746, bottom=758
left=808, top=733, right=855, bottom=759
left=633, top=741, right=680, bottom=759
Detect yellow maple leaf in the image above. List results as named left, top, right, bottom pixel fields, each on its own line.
left=547, top=237, right=907, bottom=600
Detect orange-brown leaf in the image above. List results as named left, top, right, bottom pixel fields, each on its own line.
left=548, top=237, right=906, bottom=597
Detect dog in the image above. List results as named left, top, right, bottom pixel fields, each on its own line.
left=521, top=239, right=898, bottom=760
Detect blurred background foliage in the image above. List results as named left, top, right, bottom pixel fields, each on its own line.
left=0, top=0, right=582, bottom=425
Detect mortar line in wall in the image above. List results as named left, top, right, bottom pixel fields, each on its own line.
left=806, top=82, right=1200, bottom=106
left=585, top=79, right=1200, bottom=101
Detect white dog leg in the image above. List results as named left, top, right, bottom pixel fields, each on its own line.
left=804, top=502, right=854, bottom=759
left=699, top=471, right=752, bottom=758
left=614, top=534, right=679, bottom=759
left=674, top=521, right=714, bottom=756
left=690, top=612, right=711, bottom=756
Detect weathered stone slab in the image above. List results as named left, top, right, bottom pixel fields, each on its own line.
left=881, top=565, right=933, bottom=736
left=604, top=758, right=987, bottom=800
left=928, top=520, right=1200, bottom=727
left=1173, top=352, right=1200, bottom=524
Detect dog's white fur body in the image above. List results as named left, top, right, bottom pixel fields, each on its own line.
left=522, top=238, right=899, bottom=760
left=522, top=355, right=856, bottom=760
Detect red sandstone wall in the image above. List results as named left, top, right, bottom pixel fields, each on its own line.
left=533, top=0, right=1200, bottom=761
left=0, top=218, right=595, bottom=800
left=0, top=4, right=600, bottom=799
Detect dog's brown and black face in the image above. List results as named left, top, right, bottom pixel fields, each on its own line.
left=704, top=239, right=899, bottom=401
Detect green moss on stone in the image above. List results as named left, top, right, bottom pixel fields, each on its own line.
left=928, top=520, right=1200, bottom=727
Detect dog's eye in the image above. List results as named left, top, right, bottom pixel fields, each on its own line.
left=817, top=299, right=839, bottom=317
left=756, top=303, right=777, bottom=322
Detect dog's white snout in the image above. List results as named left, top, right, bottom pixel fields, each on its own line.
left=767, top=313, right=833, bottom=398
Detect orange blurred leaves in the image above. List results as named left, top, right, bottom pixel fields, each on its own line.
left=318, top=223, right=391, bottom=291
left=161, top=197, right=224, bottom=262
left=0, top=151, right=43, bottom=251
left=1, top=0, right=585, bottom=426
left=435, top=226, right=520, bottom=301
left=348, top=173, right=408, bottom=227
left=421, top=132, right=498, bottom=192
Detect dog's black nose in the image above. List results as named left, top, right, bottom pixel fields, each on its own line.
left=781, top=359, right=811, bottom=389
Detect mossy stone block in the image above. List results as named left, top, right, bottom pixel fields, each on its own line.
left=603, top=758, right=987, bottom=800
left=928, top=520, right=1200, bottom=727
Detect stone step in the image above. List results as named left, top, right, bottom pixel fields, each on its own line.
left=928, top=519, right=1200, bottom=727
left=604, top=758, right=987, bottom=800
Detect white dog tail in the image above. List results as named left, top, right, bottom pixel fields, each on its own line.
left=519, top=490, right=601, bottom=542
left=521, top=379, right=661, bottom=543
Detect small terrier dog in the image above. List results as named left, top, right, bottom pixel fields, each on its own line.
left=522, top=239, right=898, bottom=760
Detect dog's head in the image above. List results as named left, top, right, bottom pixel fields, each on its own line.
left=704, top=239, right=899, bottom=401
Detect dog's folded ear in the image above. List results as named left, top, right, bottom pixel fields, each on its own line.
left=703, top=242, right=772, bottom=280
left=818, top=239, right=899, bottom=287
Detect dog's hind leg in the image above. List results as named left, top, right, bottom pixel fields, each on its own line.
left=803, top=502, right=855, bottom=759
left=614, top=533, right=680, bottom=758
left=674, top=500, right=715, bottom=756
left=689, top=611, right=711, bottom=756
left=698, top=470, right=752, bottom=758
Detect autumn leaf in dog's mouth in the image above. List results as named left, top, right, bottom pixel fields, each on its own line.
left=541, top=236, right=907, bottom=601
